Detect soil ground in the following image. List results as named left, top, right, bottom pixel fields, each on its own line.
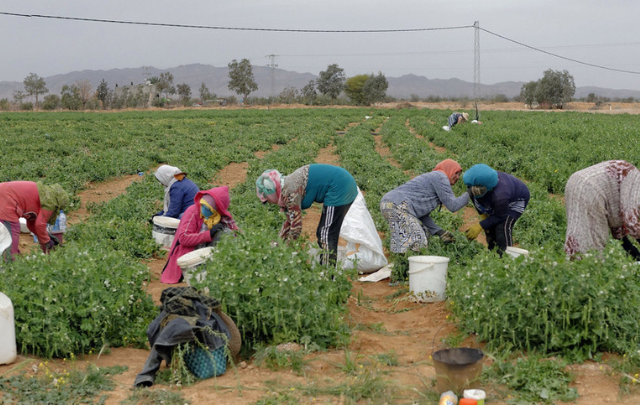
left=2, top=104, right=638, bottom=404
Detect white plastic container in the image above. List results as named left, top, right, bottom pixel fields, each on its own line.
left=463, top=389, right=486, bottom=405
left=177, top=247, right=214, bottom=285
left=0, top=225, right=11, bottom=257
left=152, top=216, right=181, bottom=249
left=505, top=246, right=529, bottom=258
left=19, top=218, right=29, bottom=234
left=0, top=292, right=17, bottom=364
left=408, top=256, right=450, bottom=302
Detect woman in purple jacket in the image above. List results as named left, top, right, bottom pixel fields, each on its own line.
left=463, top=164, right=530, bottom=255
left=153, top=165, right=200, bottom=220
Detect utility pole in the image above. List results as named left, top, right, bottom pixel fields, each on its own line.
left=266, top=54, right=278, bottom=100
left=473, top=21, right=481, bottom=102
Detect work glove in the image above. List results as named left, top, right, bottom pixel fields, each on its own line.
left=465, top=223, right=483, bottom=240
left=148, top=215, right=157, bottom=225
left=470, top=186, right=487, bottom=197
left=41, top=239, right=56, bottom=254
left=438, top=231, right=455, bottom=244
left=209, top=223, right=225, bottom=239
left=48, top=233, right=60, bottom=246
left=479, top=213, right=489, bottom=221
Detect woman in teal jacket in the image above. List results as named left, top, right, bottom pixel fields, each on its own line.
left=256, top=164, right=358, bottom=266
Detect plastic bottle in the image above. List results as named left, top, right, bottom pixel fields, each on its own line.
left=459, top=398, right=477, bottom=405
left=58, top=210, right=67, bottom=233
left=439, top=390, right=458, bottom=405
left=51, top=216, right=60, bottom=233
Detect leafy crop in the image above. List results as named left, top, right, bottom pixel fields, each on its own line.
left=448, top=242, right=640, bottom=359
left=1, top=246, right=155, bottom=358
left=194, top=230, right=354, bottom=349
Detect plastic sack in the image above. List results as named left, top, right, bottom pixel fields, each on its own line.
left=339, top=189, right=388, bottom=273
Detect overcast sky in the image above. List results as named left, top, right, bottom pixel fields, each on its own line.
left=1, top=0, right=638, bottom=91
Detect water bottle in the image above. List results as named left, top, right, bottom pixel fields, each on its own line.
left=51, top=216, right=60, bottom=233
left=58, top=210, right=67, bottom=233
left=439, top=390, right=458, bottom=405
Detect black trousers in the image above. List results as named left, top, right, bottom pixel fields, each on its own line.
left=485, top=215, right=518, bottom=256
left=317, top=203, right=352, bottom=266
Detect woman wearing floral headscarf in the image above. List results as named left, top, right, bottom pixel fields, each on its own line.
left=380, top=159, right=468, bottom=253
left=0, top=181, right=70, bottom=259
left=161, top=186, right=238, bottom=284
left=256, top=164, right=358, bottom=266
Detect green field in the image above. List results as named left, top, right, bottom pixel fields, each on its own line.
left=2, top=108, right=640, bottom=401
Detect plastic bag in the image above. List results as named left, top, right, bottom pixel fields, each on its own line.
left=339, top=189, right=388, bottom=273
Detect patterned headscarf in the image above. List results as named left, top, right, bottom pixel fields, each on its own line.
left=433, top=159, right=463, bottom=185
left=36, top=182, right=70, bottom=225
left=256, top=169, right=284, bottom=205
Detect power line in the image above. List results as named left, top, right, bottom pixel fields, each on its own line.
left=2, top=11, right=639, bottom=76
left=0, top=12, right=472, bottom=33
left=480, top=27, right=640, bottom=75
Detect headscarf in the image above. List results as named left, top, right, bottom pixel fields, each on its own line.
left=194, top=187, right=238, bottom=231
left=36, top=182, right=70, bottom=225
left=463, top=164, right=499, bottom=197
left=199, top=194, right=222, bottom=229
left=433, top=159, right=462, bottom=185
left=155, top=165, right=186, bottom=213
left=256, top=170, right=284, bottom=205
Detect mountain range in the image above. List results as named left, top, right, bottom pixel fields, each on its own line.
left=1, top=63, right=639, bottom=102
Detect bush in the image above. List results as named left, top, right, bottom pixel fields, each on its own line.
left=195, top=230, right=354, bottom=349
left=20, top=102, right=33, bottom=111
left=2, top=246, right=156, bottom=358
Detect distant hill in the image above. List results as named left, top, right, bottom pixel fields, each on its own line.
left=1, top=63, right=639, bottom=101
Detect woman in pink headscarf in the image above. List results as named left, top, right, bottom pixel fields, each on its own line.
left=379, top=159, right=469, bottom=253
left=161, top=186, right=238, bottom=284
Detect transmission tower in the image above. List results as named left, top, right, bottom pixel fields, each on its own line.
left=473, top=21, right=481, bottom=101
left=266, top=54, right=279, bottom=99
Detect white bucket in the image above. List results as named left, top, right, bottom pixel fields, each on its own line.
left=152, top=216, right=181, bottom=248
left=408, top=256, right=450, bottom=302
left=0, top=292, right=17, bottom=365
left=19, top=218, right=29, bottom=234
left=177, top=247, right=214, bottom=285
left=505, top=246, right=529, bottom=258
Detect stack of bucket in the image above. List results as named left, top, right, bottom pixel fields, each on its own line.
left=152, top=216, right=181, bottom=249
left=177, top=247, right=214, bottom=285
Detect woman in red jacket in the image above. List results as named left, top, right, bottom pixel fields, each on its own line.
left=0, top=181, right=70, bottom=259
left=161, top=186, right=238, bottom=284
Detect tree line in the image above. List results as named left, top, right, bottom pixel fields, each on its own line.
left=0, top=65, right=636, bottom=112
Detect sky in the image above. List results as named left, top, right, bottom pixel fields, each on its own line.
left=1, top=0, right=639, bottom=91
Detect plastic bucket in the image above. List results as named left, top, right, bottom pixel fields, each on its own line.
left=432, top=348, right=484, bottom=395
left=0, top=292, right=17, bottom=364
left=408, top=256, right=450, bottom=302
left=152, top=216, right=181, bottom=249
left=177, top=247, right=214, bottom=285
left=19, top=218, right=29, bottom=234
left=505, top=246, right=529, bottom=258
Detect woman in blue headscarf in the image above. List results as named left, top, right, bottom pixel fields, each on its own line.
left=463, top=164, right=530, bottom=254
